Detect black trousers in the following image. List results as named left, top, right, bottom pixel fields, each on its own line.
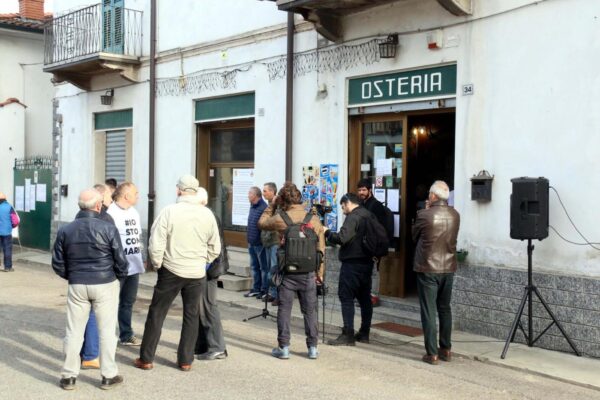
left=338, top=262, right=373, bottom=333
left=140, top=267, right=204, bottom=365
left=195, top=278, right=226, bottom=354
left=277, top=272, right=318, bottom=347
left=416, top=272, right=454, bottom=356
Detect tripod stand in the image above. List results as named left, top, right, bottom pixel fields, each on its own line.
left=243, top=281, right=277, bottom=322
left=501, top=239, right=581, bottom=359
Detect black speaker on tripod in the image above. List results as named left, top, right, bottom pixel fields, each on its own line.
left=502, top=176, right=580, bottom=359
left=510, top=177, right=549, bottom=240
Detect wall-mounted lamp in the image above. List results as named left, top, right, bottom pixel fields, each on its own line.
left=378, top=34, right=398, bottom=59
left=100, top=89, right=114, bottom=105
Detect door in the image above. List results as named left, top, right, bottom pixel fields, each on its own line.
left=102, top=0, right=124, bottom=54
left=197, top=120, right=255, bottom=247
left=349, top=114, right=408, bottom=297
left=105, top=130, right=126, bottom=183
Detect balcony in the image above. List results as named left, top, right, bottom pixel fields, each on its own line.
left=274, top=0, right=472, bottom=42
left=43, top=4, right=142, bottom=90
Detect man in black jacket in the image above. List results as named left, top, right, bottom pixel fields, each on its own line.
left=52, top=189, right=129, bottom=391
left=325, top=193, right=374, bottom=346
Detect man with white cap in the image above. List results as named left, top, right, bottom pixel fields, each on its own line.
left=135, top=175, right=221, bottom=372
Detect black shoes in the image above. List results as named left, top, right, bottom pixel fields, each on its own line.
left=100, top=375, right=123, bottom=390
left=354, top=331, right=370, bottom=344
left=59, top=377, right=76, bottom=390
left=327, top=328, right=356, bottom=346
left=197, top=350, right=228, bottom=360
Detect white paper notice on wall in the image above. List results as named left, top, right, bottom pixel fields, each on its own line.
left=375, top=158, right=393, bottom=176
left=36, top=184, right=47, bottom=202
left=24, top=179, right=31, bottom=212
left=29, top=185, right=37, bottom=211
left=15, top=186, right=25, bottom=211
left=360, top=163, right=371, bottom=172
left=209, top=169, right=215, bottom=177
left=231, top=168, right=254, bottom=226
left=373, top=188, right=386, bottom=203
left=387, top=189, right=399, bottom=212
left=374, top=146, right=386, bottom=161
left=394, top=215, right=400, bottom=237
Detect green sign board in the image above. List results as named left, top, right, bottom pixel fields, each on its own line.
left=348, top=64, right=457, bottom=106
left=94, top=109, right=133, bottom=130
left=195, top=93, right=255, bottom=122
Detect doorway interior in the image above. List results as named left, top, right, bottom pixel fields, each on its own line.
left=349, top=109, right=455, bottom=298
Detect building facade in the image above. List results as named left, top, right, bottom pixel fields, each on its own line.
left=47, top=0, right=600, bottom=357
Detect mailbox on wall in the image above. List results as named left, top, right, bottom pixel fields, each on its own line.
left=471, top=170, right=494, bottom=201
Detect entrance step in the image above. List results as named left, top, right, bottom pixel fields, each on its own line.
left=217, top=274, right=252, bottom=292
left=378, top=295, right=421, bottom=314
left=227, top=246, right=249, bottom=266
left=228, top=264, right=251, bottom=277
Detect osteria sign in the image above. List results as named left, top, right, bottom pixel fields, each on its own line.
left=348, top=64, right=457, bottom=106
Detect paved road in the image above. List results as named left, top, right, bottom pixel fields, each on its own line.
left=1, top=262, right=599, bottom=400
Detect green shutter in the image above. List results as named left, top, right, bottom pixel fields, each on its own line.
left=195, top=93, right=255, bottom=122
left=94, top=109, right=133, bottom=130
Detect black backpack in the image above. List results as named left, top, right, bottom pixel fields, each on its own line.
left=361, top=212, right=390, bottom=258
left=382, top=204, right=395, bottom=242
left=278, top=210, right=321, bottom=274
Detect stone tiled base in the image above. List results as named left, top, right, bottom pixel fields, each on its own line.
left=453, top=264, right=600, bottom=358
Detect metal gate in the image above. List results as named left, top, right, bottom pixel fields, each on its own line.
left=105, top=130, right=126, bottom=183
left=13, top=157, right=53, bottom=250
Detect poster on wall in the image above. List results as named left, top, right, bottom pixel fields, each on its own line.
left=302, top=165, right=321, bottom=210
left=319, top=164, right=339, bottom=231
left=14, top=186, right=25, bottom=211
left=302, top=165, right=320, bottom=186
left=231, top=168, right=254, bottom=226
left=24, top=179, right=31, bottom=212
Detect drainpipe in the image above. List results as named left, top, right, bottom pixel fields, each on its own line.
left=147, top=0, right=157, bottom=228
left=285, top=12, right=294, bottom=181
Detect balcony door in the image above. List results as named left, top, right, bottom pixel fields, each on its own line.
left=102, top=0, right=124, bottom=54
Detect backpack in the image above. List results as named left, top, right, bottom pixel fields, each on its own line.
left=361, top=212, right=389, bottom=258
left=278, top=210, right=321, bottom=274
left=381, top=204, right=394, bottom=242
left=10, top=207, right=20, bottom=228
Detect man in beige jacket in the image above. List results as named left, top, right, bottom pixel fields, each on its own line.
left=135, top=175, right=221, bottom=372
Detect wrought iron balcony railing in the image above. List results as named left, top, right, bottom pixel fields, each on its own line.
left=44, top=4, right=142, bottom=66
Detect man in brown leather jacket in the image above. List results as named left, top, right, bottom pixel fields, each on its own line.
left=412, top=180, right=460, bottom=365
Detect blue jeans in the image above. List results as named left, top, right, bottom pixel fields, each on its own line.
left=80, top=310, right=99, bottom=360
left=248, top=245, right=268, bottom=293
left=119, top=273, right=139, bottom=341
left=265, top=245, right=278, bottom=299
left=0, top=235, right=12, bottom=269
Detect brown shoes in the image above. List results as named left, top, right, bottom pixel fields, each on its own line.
left=178, top=363, right=192, bottom=372
left=422, top=354, right=439, bottom=365
left=439, top=348, right=452, bottom=362
left=134, top=358, right=153, bottom=370
left=81, top=358, right=100, bottom=369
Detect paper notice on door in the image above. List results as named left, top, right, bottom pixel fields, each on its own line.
left=24, top=179, right=31, bottom=212
left=36, top=183, right=47, bottom=202
left=15, top=186, right=25, bottom=211
left=394, top=214, right=400, bottom=237
left=376, top=158, right=393, bottom=176
left=387, top=189, right=399, bottom=212
left=232, top=169, right=254, bottom=226
left=360, top=163, right=371, bottom=172
left=373, top=188, right=386, bottom=203
left=29, top=185, right=36, bottom=211
left=374, top=146, right=386, bottom=161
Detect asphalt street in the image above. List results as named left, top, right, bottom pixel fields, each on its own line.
left=1, top=262, right=599, bottom=400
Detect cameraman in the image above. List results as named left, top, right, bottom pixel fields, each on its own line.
left=325, top=193, right=373, bottom=346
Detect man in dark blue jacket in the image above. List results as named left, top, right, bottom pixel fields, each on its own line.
left=244, top=186, right=267, bottom=298
left=52, top=189, right=128, bottom=391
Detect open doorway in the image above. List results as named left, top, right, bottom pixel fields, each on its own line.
left=404, top=111, right=456, bottom=295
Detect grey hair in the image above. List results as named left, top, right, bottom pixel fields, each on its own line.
left=264, top=182, right=277, bottom=193
left=93, top=184, right=108, bottom=194
left=78, top=189, right=102, bottom=210
left=429, top=180, right=450, bottom=201
left=249, top=186, right=262, bottom=198
left=197, top=187, right=208, bottom=205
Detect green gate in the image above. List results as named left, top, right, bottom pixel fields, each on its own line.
left=13, top=158, right=53, bottom=250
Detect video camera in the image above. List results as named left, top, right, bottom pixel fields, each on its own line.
left=312, top=204, right=333, bottom=217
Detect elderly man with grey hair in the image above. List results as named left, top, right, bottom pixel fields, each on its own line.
left=412, top=180, right=460, bottom=365
left=244, top=186, right=268, bottom=298
left=136, top=175, right=221, bottom=372
left=52, top=189, right=129, bottom=390
left=194, top=187, right=229, bottom=360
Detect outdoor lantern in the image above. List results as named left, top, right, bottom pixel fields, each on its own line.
left=378, top=34, right=398, bottom=59
left=100, top=89, right=114, bottom=105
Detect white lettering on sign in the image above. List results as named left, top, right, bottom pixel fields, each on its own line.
left=361, top=72, right=445, bottom=101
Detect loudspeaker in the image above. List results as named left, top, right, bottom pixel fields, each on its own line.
left=510, top=177, right=549, bottom=240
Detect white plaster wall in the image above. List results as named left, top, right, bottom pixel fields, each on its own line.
left=0, top=104, right=25, bottom=203
left=0, top=30, right=53, bottom=157
left=54, top=0, right=600, bottom=277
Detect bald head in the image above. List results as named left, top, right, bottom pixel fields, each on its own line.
left=0, top=192, right=6, bottom=200
left=78, top=189, right=103, bottom=212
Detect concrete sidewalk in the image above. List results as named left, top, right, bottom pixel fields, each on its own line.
left=14, top=247, right=599, bottom=392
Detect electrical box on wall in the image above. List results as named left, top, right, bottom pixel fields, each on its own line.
left=471, top=170, right=494, bottom=201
